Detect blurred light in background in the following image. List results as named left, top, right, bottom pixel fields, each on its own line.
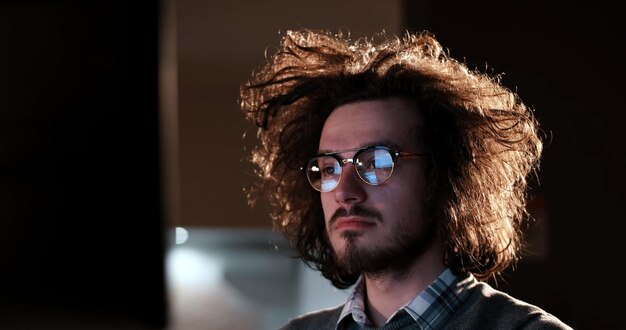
left=164, top=228, right=350, bottom=330
left=175, top=227, right=189, bottom=245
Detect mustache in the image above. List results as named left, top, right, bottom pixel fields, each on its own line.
left=330, top=205, right=382, bottom=225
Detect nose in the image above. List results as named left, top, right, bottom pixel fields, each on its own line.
left=331, top=163, right=367, bottom=205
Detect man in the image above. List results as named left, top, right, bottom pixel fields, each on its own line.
left=240, top=29, right=571, bottom=329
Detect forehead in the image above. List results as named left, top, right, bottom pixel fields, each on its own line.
left=318, top=98, right=421, bottom=152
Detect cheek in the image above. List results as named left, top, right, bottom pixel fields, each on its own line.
left=398, top=167, right=427, bottom=202
left=320, top=193, right=334, bottom=223
left=385, top=178, right=427, bottom=222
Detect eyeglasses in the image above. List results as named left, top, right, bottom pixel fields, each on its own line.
left=303, top=145, right=425, bottom=192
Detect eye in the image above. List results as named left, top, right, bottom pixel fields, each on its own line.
left=363, top=157, right=377, bottom=169
left=322, top=166, right=335, bottom=176
left=358, top=148, right=393, bottom=170
left=357, top=153, right=377, bottom=170
left=319, top=158, right=339, bottom=178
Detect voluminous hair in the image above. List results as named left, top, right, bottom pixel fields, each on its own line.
left=240, top=29, right=543, bottom=288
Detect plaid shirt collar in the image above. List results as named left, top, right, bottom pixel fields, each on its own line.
left=337, top=268, right=476, bottom=329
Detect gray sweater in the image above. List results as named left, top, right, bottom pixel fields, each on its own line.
left=279, top=282, right=572, bottom=330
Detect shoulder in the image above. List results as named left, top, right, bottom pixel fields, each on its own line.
left=446, top=282, right=573, bottom=330
left=278, top=304, right=344, bottom=330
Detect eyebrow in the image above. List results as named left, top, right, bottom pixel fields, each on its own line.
left=317, top=139, right=401, bottom=154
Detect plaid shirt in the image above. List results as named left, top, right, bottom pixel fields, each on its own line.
left=336, top=268, right=476, bottom=329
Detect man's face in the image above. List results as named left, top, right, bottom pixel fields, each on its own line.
left=318, top=98, right=438, bottom=275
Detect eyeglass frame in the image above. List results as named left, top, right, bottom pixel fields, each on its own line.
left=301, top=144, right=426, bottom=192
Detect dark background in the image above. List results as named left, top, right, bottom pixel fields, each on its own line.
left=1, top=0, right=624, bottom=329
left=0, top=1, right=166, bottom=328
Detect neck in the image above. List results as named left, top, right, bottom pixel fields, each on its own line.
left=363, top=243, right=446, bottom=327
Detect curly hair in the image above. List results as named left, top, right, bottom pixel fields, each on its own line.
left=240, top=29, right=542, bottom=289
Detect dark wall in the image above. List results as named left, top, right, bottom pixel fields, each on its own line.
left=0, top=1, right=166, bottom=328
left=406, top=1, right=625, bottom=329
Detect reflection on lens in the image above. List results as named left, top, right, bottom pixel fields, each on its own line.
left=361, top=171, right=378, bottom=184
left=321, top=179, right=338, bottom=192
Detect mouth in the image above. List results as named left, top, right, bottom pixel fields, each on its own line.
left=333, top=216, right=377, bottom=231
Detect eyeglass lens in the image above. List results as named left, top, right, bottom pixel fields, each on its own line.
left=306, top=147, right=395, bottom=192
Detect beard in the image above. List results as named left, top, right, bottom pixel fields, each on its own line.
left=332, top=206, right=438, bottom=280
